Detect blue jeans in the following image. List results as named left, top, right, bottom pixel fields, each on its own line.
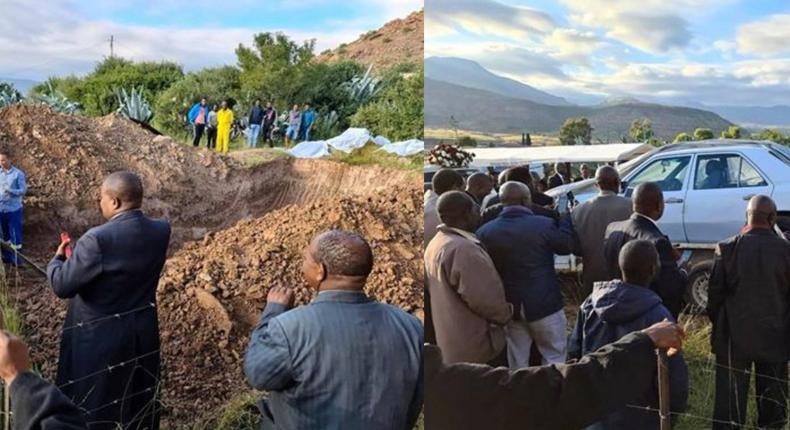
left=0, top=208, right=23, bottom=265
left=286, top=125, right=299, bottom=140
left=247, top=124, right=261, bottom=148
left=303, top=125, right=312, bottom=142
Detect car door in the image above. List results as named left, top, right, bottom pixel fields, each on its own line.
left=684, top=152, right=773, bottom=243
left=624, top=155, right=692, bottom=243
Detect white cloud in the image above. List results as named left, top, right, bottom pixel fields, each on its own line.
left=0, top=0, right=409, bottom=80
left=544, top=28, right=601, bottom=66
left=427, top=0, right=555, bottom=40
left=737, top=14, right=790, bottom=56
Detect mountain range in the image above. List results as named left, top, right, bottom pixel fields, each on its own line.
left=424, top=56, right=790, bottom=140
left=0, top=77, right=39, bottom=94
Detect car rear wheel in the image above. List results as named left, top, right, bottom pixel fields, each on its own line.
left=685, top=262, right=712, bottom=314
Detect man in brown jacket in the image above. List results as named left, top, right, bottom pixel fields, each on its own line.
left=425, top=191, right=512, bottom=364
left=572, top=166, right=633, bottom=295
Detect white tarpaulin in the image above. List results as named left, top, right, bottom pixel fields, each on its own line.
left=373, top=135, right=391, bottom=146
left=379, top=139, right=424, bottom=156
left=287, top=141, right=329, bottom=158
left=325, top=128, right=373, bottom=153
left=469, top=143, right=652, bottom=167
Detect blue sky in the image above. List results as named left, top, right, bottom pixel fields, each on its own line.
left=0, top=0, right=421, bottom=81
left=426, top=0, right=790, bottom=106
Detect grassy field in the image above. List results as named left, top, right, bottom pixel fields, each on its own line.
left=425, top=127, right=559, bottom=146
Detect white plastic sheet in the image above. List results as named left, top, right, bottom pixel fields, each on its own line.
left=379, top=139, right=424, bottom=156
left=325, top=128, right=373, bottom=153
left=287, top=141, right=330, bottom=158
left=373, top=135, right=391, bottom=146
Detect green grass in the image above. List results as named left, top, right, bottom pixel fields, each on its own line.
left=425, top=127, right=559, bottom=146
left=330, top=142, right=423, bottom=172
left=184, top=392, right=260, bottom=430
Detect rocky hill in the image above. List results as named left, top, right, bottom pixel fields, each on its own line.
left=318, top=10, right=423, bottom=70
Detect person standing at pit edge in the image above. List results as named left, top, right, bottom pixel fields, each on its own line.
left=0, top=149, right=27, bottom=266
left=188, top=97, right=209, bottom=147
left=48, top=171, right=170, bottom=430
left=247, top=99, right=264, bottom=149
left=206, top=104, right=219, bottom=150
left=216, top=100, right=234, bottom=154
left=262, top=101, right=277, bottom=147
left=244, top=230, right=423, bottom=430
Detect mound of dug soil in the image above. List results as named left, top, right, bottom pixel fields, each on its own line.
left=157, top=185, right=422, bottom=420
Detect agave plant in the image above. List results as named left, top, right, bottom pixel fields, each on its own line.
left=116, top=87, right=153, bottom=124
left=343, top=65, right=381, bottom=105
left=0, top=83, right=23, bottom=109
left=34, top=83, right=82, bottom=114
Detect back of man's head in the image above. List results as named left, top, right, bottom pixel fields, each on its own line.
left=103, top=171, right=144, bottom=207
left=432, top=169, right=464, bottom=195
left=466, top=172, right=492, bottom=195
left=437, top=191, right=477, bottom=231
left=312, top=230, right=374, bottom=279
left=499, top=181, right=531, bottom=207
left=632, top=182, right=664, bottom=220
left=596, top=165, right=620, bottom=192
left=747, top=194, right=777, bottom=227
left=499, top=166, right=533, bottom=187
left=619, top=239, right=660, bottom=287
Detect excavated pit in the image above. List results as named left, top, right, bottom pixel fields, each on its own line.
left=0, top=104, right=423, bottom=424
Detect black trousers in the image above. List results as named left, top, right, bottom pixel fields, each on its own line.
left=193, top=123, right=205, bottom=147
left=206, top=126, right=217, bottom=149
left=262, top=123, right=274, bottom=146
left=713, top=351, right=788, bottom=429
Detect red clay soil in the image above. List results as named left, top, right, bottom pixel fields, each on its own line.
left=0, top=104, right=423, bottom=426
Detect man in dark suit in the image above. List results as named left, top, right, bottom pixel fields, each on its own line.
left=547, top=162, right=569, bottom=189
left=603, top=182, right=687, bottom=317
left=707, top=195, right=790, bottom=429
left=48, top=171, right=171, bottom=429
left=0, top=331, right=87, bottom=430
left=480, top=166, right=556, bottom=224
left=244, top=230, right=423, bottom=430
left=425, top=320, right=686, bottom=430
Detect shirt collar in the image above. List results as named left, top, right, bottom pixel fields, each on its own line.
left=635, top=212, right=659, bottom=228
left=438, top=224, right=481, bottom=244
left=313, top=290, right=370, bottom=304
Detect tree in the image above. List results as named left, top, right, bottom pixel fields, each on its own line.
left=458, top=135, right=477, bottom=147
left=235, top=32, right=315, bottom=108
left=673, top=132, right=693, bottom=143
left=154, top=66, right=242, bottom=136
left=693, top=128, right=714, bottom=141
left=629, top=118, right=654, bottom=142
left=559, top=117, right=592, bottom=145
left=449, top=115, right=460, bottom=141
left=753, top=129, right=790, bottom=145
left=32, top=57, right=184, bottom=116
left=351, top=69, right=423, bottom=141
left=721, top=125, right=741, bottom=139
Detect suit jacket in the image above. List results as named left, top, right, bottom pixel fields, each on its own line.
left=707, top=228, right=790, bottom=362
left=424, top=226, right=511, bottom=364
left=47, top=209, right=170, bottom=429
left=482, top=192, right=554, bottom=213
left=10, top=372, right=87, bottom=430
left=477, top=206, right=574, bottom=322
left=548, top=173, right=566, bottom=190
left=603, top=214, right=687, bottom=317
left=571, top=192, right=633, bottom=294
left=425, top=332, right=659, bottom=430
left=244, top=290, right=423, bottom=430
left=481, top=202, right=559, bottom=226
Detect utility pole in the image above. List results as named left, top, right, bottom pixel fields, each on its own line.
left=109, top=35, right=114, bottom=57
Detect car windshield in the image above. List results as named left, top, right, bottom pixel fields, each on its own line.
left=769, top=144, right=790, bottom=166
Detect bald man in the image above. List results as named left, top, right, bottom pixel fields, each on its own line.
left=47, top=171, right=171, bottom=429
left=603, top=182, right=687, bottom=318
left=465, top=172, right=493, bottom=207
left=425, top=169, right=465, bottom=248
left=708, top=195, right=790, bottom=429
left=571, top=166, right=633, bottom=295
left=477, top=182, right=575, bottom=367
left=424, top=191, right=511, bottom=365
left=244, top=230, right=423, bottom=430
left=569, top=240, right=688, bottom=429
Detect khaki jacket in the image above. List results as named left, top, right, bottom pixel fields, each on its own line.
left=424, top=226, right=511, bottom=364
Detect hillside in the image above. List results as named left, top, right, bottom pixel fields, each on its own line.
left=318, top=10, right=423, bottom=70
left=426, top=79, right=733, bottom=141
left=425, top=57, right=571, bottom=106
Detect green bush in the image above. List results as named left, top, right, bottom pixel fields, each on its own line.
left=351, top=68, right=423, bottom=140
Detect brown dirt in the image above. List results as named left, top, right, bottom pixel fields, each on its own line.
left=0, top=104, right=423, bottom=425
left=317, top=10, right=423, bottom=70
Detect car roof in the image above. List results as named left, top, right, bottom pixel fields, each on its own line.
left=647, top=139, right=778, bottom=156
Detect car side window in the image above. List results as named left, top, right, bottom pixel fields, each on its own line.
left=627, top=156, right=690, bottom=193
left=694, top=154, right=766, bottom=189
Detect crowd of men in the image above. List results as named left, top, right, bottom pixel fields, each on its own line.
left=187, top=97, right=317, bottom=152
left=424, top=164, right=790, bottom=429
left=1, top=153, right=422, bottom=430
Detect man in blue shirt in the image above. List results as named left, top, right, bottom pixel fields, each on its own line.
left=301, top=103, right=316, bottom=142
left=0, top=150, right=26, bottom=266
left=244, top=230, right=423, bottom=430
